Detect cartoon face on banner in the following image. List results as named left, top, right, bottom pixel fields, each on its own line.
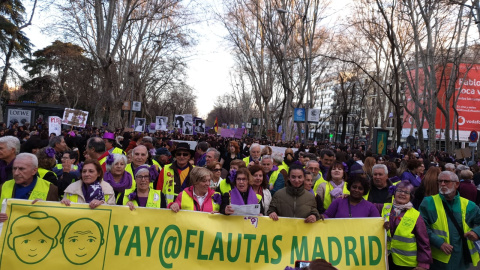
left=2, top=203, right=111, bottom=269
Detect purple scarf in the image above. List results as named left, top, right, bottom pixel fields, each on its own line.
left=103, top=171, right=132, bottom=193
left=81, top=180, right=105, bottom=203
left=230, top=187, right=258, bottom=205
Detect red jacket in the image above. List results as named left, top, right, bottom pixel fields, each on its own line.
left=169, top=186, right=219, bottom=212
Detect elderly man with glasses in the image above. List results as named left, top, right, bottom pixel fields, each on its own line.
left=419, top=171, right=480, bottom=270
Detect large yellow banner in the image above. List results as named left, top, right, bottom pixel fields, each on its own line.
left=0, top=199, right=386, bottom=269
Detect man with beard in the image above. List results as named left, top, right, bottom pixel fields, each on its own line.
left=420, top=171, right=480, bottom=270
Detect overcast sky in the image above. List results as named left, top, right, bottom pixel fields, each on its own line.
left=22, top=0, right=349, bottom=118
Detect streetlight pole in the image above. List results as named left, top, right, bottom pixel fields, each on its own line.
left=277, top=8, right=311, bottom=144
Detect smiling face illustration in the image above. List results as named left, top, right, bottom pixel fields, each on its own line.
left=13, top=228, right=55, bottom=264
left=7, top=211, right=60, bottom=265
left=61, top=218, right=104, bottom=265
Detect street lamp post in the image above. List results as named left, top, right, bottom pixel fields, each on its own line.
left=277, top=8, right=311, bottom=144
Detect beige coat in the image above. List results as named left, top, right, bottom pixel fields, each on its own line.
left=63, top=180, right=116, bottom=205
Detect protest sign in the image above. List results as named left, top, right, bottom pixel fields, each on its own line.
left=132, top=101, right=141, bottom=112
left=221, top=129, right=235, bottom=138
left=234, top=128, right=245, bottom=139
left=183, top=114, right=193, bottom=135
left=174, top=115, right=184, bottom=129
left=134, top=118, right=146, bottom=132
left=0, top=200, right=386, bottom=270
left=156, top=116, right=168, bottom=131
left=195, top=119, right=205, bottom=133
left=48, top=116, right=62, bottom=136
left=62, top=108, right=88, bottom=128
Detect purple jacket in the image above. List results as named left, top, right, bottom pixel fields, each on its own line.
left=400, top=171, right=421, bottom=187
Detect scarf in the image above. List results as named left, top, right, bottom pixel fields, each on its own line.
left=81, top=180, right=105, bottom=203
left=103, top=171, right=132, bottom=193
left=15, top=177, right=37, bottom=199
left=329, top=181, right=345, bottom=199
left=230, top=187, right=258, bottom=205
left=392, top=200, right=413, bottom=216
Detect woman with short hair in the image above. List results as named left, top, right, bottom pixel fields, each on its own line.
left=378, top=180, right=431, bottom=270
left=120, top=166, right=165, bottom=210
left=169, top=167, right=221, bottom=212
left=103, top=154, right=132, bottom=195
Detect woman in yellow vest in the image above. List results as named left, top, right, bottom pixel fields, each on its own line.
left=119, top=166, right=165, bottom=210
left=61, top=159, right=115, bottom=209
left=36, top=147, right=58, bottom=185
left=315, top=161, right=349, bottom=212
left=220, top=167, right=263, bottom=215
left=169, top=167, right=221, bottom=213
left=379, top=180, right=431, bottom=270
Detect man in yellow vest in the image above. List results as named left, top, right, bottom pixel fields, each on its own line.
left=419, top=171, right=480, bottom=270
left=261, top=155, right=284, bottom=196
left=243, top=143, right=261, bottom=167
left=0, top=153, right=59, bottom=222
left=156, top=142, right=195, bottom=204
left=103, top=132, right=125, bottom=155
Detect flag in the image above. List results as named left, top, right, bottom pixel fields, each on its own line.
left=214, top=117, right=218, bottom=133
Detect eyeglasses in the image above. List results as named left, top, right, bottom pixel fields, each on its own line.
left=395, top=190, right=410, bottom=195
left=212, top=169, right=222, bottom=172
left=438, top=180, right=455, bottom=184
left=236, top=178, right=248, bottom=182
left=136, top=175, right=149, bottom=180
left=176, top=152, right=190, bottom=157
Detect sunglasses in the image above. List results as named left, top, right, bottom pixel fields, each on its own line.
left=212, top=169, right=222, bottom=172
left=176, top=152, right=190, bottom=157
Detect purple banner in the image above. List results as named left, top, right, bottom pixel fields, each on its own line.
left=221, top=129, right=235, bottom=138
left=234, top=128, right=245, bottom=139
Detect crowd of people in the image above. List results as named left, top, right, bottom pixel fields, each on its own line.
left=0, top=125, right=480, bottom=269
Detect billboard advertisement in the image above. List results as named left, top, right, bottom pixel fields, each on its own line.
left=402, top=63, right=480, bottom=141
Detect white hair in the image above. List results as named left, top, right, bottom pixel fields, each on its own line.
left=106, top=154, right=128, bottom=172
left=0, top=136, right=20, bottom=155
left=445, top=163, right=455, bottom=170
left=272, top=153, right=283, bottom=164
left=132, top=145, right=148, bottom=155
left=16, top=153, right=38, bottom=169
left=135, top=168, right=150, bottom=178
left=250, top=143, right=260, bottom=152
left=372, top=164, right=388, bottom=175
left=439, top=171, right=459, bottom=182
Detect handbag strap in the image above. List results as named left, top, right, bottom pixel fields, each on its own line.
left=441, top=200, right=464, bottom=235
left=441, top=199, right=472, bottom=264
